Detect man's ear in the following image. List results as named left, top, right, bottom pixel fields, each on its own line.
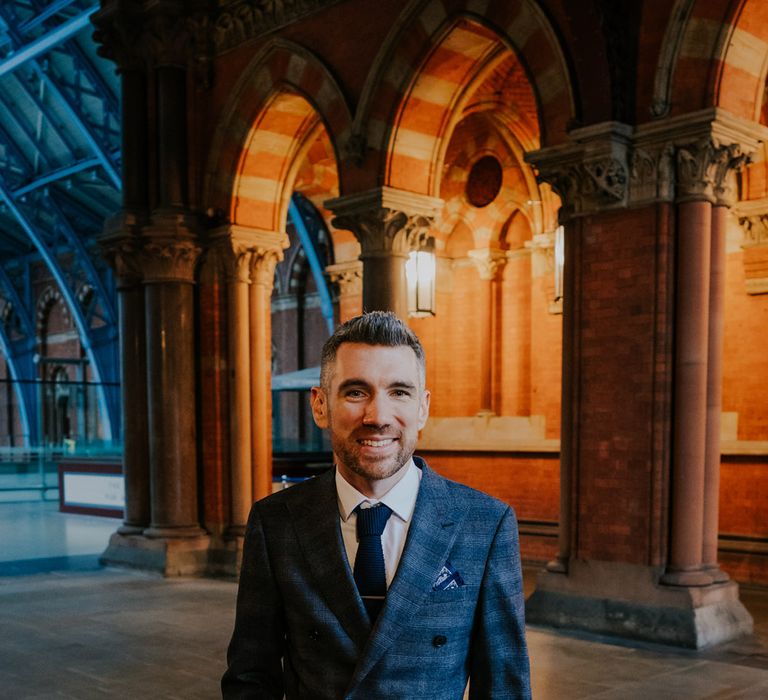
left=418, top=388, right=431, bottom=431
left=310, top=386, right=329, bottom=429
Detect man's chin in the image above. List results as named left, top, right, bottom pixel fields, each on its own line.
left=345, top=454, right=409, bottom=482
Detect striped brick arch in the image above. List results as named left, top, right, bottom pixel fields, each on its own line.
left=204, top=40, right=351, bottom=232
left=360, top=0, right=574, bottom=197
left=666, top=0, right=768, bottom=119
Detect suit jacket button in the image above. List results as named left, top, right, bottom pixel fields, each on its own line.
left=309, top=629, right=320, bottom=641
left=432, top=634, right=447, bottom=647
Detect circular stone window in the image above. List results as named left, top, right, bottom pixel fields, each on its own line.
left=466, top=155, right=503, bottom=208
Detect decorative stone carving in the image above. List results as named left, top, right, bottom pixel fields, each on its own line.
left=739, top=214, right=768, bottom=247
left=534, top=158, right=628, bottom=221
left=530, top=112, right=765, bottom=217
left=582, top=158, right=627, bottom=202
left=468, top=248, right=507, bottom=281
left=213, top=0, right=343, bottom=53
left=101, top=237, right=144, bottom=288
left=92, top=4, right=145, bottom=71
left=629, top=144, right=675, bottom=204
left=250, top=248, right=283, bottom=287
left=140, top=238, right=202, bottom=283
left=675, top=139, right=749, bottom=203
left=736, top=212, right=768, bottom=295
left=206, top=225, right=288, bottom=286
left=326, top=260, right=363, bottom=296
left=326, top=187, right=443, bottom=257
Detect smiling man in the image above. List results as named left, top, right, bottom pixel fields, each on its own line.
left=222, top=311, right=531, bottom=700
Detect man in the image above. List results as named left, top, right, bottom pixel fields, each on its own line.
left=222, top=311, right=531, bottom=699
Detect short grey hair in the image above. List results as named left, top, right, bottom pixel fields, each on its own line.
left=319, top=311, right=426, bottom=390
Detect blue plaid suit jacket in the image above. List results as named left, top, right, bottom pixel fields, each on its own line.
left=222, top=458, right=531, bottom=699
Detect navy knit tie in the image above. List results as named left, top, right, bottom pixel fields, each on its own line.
left=353, top=503, right=393, bottom=622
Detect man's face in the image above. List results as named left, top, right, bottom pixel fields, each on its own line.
left=310, top=343, right=430, bottom=494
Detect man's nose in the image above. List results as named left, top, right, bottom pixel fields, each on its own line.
left=362, top=394, right=391, bottom=426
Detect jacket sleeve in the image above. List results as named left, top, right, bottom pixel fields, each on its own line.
left=221, top=503, right=285, bottom=699
left=468, top=506, right=532, bottom=700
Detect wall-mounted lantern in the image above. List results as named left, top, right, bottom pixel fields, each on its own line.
left=406, top=238, right=436, bottom=317
left=553, top=225, right=565, bottom=302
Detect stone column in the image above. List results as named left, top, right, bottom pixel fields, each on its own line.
left=326, top=187, right=443, bottom=318
left=468, top=248, right=507, bottom=415
left=207, top=232, right=255, bottom=536
left=326, top=260, right=363, bottom=323
left=701, top=201, right=729, bottom=581
left=101, top=234, right=151, bottom=534
left=702, top=145, right=746, bottom=581
left=249, top=238, right=285, bottom=501
left=141, top=232, right=205, bottom=538
left=663, top=139, right=736, bottom=587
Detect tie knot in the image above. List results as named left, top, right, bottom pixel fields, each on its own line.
left=355, top=503, right=393, bottom=537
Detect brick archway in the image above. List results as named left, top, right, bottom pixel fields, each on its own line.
left=358, top=0, right=575, bottom=197
left=204, top=40, right=351, bottom=230
left=663, top=0, right=768, bottom=119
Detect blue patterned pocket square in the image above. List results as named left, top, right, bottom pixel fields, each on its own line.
left=432, top=561, right=465, bottom=591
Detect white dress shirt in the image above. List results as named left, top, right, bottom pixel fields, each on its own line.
left=335, top=459, right=422, bottom=587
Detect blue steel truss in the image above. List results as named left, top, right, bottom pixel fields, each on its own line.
left=0, top=0, right=121, bottom=445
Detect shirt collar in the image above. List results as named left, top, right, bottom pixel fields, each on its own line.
left=336, top=458, right=421, bottom=523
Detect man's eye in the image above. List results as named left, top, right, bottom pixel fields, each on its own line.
left=344, top=389, right=364, bottom=398
left=392, top=390, right=411, bottom=398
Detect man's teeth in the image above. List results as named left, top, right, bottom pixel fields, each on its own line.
left=360, top=439, right=394, bottom=447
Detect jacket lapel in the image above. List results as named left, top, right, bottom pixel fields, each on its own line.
left=346, top=461, right=466, bottom=692
left=287, top=469, right=370, bottom=651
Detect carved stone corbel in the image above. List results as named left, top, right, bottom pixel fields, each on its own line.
left=468, top=248, right=508, bottom=281
left=735, top=201, right=768, bottom=295
left=326, top=260, right=363, bottom=297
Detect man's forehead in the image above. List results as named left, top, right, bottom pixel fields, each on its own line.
left=328, top=343, right=421, bottom=381
left=334, top=342, right=418, bottom=365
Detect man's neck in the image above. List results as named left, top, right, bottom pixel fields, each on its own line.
left=336, top=460, right=412, bottom=499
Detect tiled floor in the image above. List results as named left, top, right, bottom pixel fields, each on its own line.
left=1, top=502, right=767, bottom=699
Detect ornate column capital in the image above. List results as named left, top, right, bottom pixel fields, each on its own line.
left=92, top=2, right=146, bottom=72
left=674, top=139, right=748, bottom=204
left=93, top=1, right=206, bottom=71
left=526, top=122, right=631, bottom=221
left=326, top=260, right=363, bottom=297
left=468, top=248, right=508, bottom=281
left=139, top=11, right=196, bottom=68
left=325, top=187, right=443, bottom=257
left=206, top=224, right=289, bottom=285
left=99, top=212, right=148, bottom=287
left=140, top=237, right=202, bottom=284
left=528, top=110, right=765, bottom=217
left=100, top=237, right=144, bottom=289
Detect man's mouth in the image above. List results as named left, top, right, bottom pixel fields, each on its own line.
left=358, top=438, right=397, bottom=447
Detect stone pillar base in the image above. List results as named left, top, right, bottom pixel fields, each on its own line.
left=205, top=535, right=245, bottom=578
left=100, top=532, right=211, bottom=577
left=526, top=560, right=753, bottom=648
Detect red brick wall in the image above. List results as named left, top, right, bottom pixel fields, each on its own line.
left=722, top=251, right=768, bottom=440
left=719, top=457, right=768, bottom=586
left=572, top=206, right=670, bottom=565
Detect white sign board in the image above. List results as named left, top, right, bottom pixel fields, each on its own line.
left=62, top=472, right=125, bottom=511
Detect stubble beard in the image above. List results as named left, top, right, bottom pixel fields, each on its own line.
left=330, top=428, right=416, bottom=483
